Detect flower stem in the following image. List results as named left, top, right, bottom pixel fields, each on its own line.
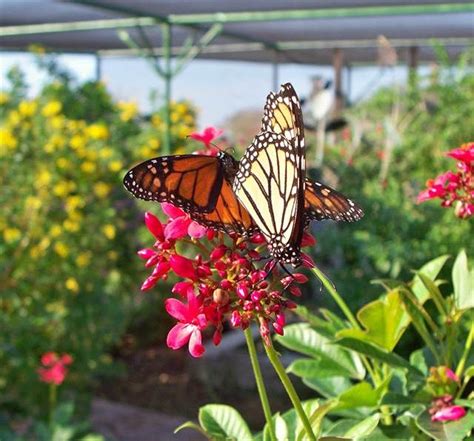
left=456, top=320, right=474, bottom=379
left=244, top=328, right=276, bottom=441
left=264, top=340, right=317, bottom=441
left=49, top=383, right=57, bottom=426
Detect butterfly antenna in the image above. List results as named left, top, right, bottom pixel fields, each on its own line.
left=279, top=263, right=294, bottom=278
left=264, top=259, right=278, bottom=280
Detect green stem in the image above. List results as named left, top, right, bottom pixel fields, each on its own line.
left=264, top=340, right=316, bottom=441
left=456, top=320, right=474, bottom=379
left=49, top=384, right=57, bottom=426
left=244, top=328, right=277, bottom=441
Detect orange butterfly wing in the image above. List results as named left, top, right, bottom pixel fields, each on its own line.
left=304, top=178, right=364, bottom=223
left=123, top=154, right=258, bottom=236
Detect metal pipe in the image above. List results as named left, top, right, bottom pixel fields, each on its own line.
left=168, top=4, right=474, bottom=24
left=162, top=23, right=172, bottom=156
left=95, top=37, right=472, bottom=57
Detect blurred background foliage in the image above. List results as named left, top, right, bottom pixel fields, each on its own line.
left=311, top=48, right=473, bottom=309
left=1, top=47, right=472, bottom=423
left=0, top=52, right=198, bottom=419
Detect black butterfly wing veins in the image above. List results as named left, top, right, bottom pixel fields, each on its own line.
left=304, top=179, right=364, bottom=224
left=233, top=131, right=303, bottom=265
left=123, top=153, right=258, bottom=237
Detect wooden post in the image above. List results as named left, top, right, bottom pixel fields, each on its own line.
left=333, top=47, right=344, bottom=114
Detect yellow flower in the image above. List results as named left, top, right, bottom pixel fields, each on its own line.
left=30, top=245, right=42, bottom=259
left=184, top=114, right=195, bottom=125
left=102, top=224, right=116, bottom=239
left=49, top=224, right=62, bottom=238
left=45, top=301, right=67, bottom=315
left=3, top=228, right=21, bottom=243
left=37, top=169, right=52, bottom=187
left=56, top=157, right=71, bottom=169
left=86, top=123, right=109, bottom=140
left=99, top=147, right=113, bottom=159
left=177, top=125, right=190, bottom=139
left=151, top=114, right=162, bottom=127
left=63, top=219, right=80, bottom=232
left=8, top=111, right=21, bottom=126
left=18, top=100, right=37, bottom=117
left=28, top=43, right=46, bottom=55
left=94, top=182, right=111, bottom=198
left=54, top=242, right=69, bottom=258
left=50, top=115, right=65, bottom=129
left=0, top=128, right=17, bottom=151
left=149, top=138, right=160, bottom=149
left=65, top=196, right=84, bottom=212
left=53, top=180, right=75, bottom=197
left=118, top=101, right=138, bottom=122
left=108, top=160, right=122, bottom=172
left=0, top=92, right=9, bottom=105
left=76, top=251, right=91, bottom=267
left=174, top=102, right=188, bottom=116
left=70, top=135, right=86, bottom=150
left=39, top=237, right=50, bottom=251
left=86, top=150, right=98, bottom=161
left=139, top=145, right=154, bottom=158
left=25, top=196, right=42, bottom=210
left=170, top=111, right=180, bottom=124
left=81, top=161, right=96, bottom=173
left=65, top=277, right=79, bottom=293
left=41, top=101, right=62, bottom=117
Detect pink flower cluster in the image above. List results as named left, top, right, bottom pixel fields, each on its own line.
left=427, top=366, right=466, bottom=423
left=38, top=352, right=73, bottom=385
left=417, top=142, right=474, bottom=219
left=138, top=209, right=315, bottom=358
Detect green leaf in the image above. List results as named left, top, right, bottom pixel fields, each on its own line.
left=464, top=365, right=474, bottom=378
left=337, top=382, right=379, bottom=409
left=381, top=392, right=426, bottom=406
left=337, top=290, right=408, bottom=351
left=287, top=358, right=357, bottom=379
left=416, top=272, right=448, bottom=315
left=415, top=409, right=474, bottom=441
left=453, top=249, right=474, bottom=310
left=297, top=400, right=338, bottom=440
left=361, top=424, right=412, bottom=440
left=399, top=288, right=441, bottom=361
left=456, top=399, right=474, bottom=410
left=276, top=324, right=363, bottom=379
left=198, top=404, right=252, bottom=441
left=303, top=376, right=352, bottom=398
left=412, top=255, right=450, bottom=303
left=344, top=413, right=380, bottom=439
left=335, top=336, right=423, bottom=377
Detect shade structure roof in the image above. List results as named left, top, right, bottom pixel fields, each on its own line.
left=0, top=1, right=473, bottom=65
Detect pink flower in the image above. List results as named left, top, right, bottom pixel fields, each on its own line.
left=447, top=142, right=474, bottom=163
left=145, top=211, right=164, bottom=241
left=38, top=352, right=73, bottom=385
left=169, top=254, right=197, bottom=280
left=189, top=126, right=223, bottom=148
left=165, top=291, right=207, bottom=358
left=162, top=203, right=207, bottom=239
left=445, top=368, right=459, bottom=382
left=432, top=405, right=466, bottom=422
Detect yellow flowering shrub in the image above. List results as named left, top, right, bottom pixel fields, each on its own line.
left=0, top=63, right=198, bottom=415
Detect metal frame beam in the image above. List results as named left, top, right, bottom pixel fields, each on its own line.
left=95, top=38, right=473, bottom=57
left=1, top=3, right=472, bottom=36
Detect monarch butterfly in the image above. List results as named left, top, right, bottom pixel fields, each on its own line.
left=123, top=83, right=363, bottom=266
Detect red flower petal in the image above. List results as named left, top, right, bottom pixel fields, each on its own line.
left=141, top=275, right=158, bottom=291
left=144, top=212, right=164, bottom=241
left=188, top=221, right=207, bottom=238
left=161, top=202, right=185, bottom=219
left=165, top=298, right=190, bottom=322
left=431, top=405, right=466, bottom=422
left=137, top=248, right=156, bottom=260
left=188, top=327, right=205, bottom=357
left=165, top=216, right=191, bottom=239
left=41, top=352, right=58, bottom=367
left=169, top=254, right=197, bottom=280
left=166, top=323, right=192, bottom=350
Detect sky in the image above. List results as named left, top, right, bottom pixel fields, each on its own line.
left=0, top=52, right=419, bottom=127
